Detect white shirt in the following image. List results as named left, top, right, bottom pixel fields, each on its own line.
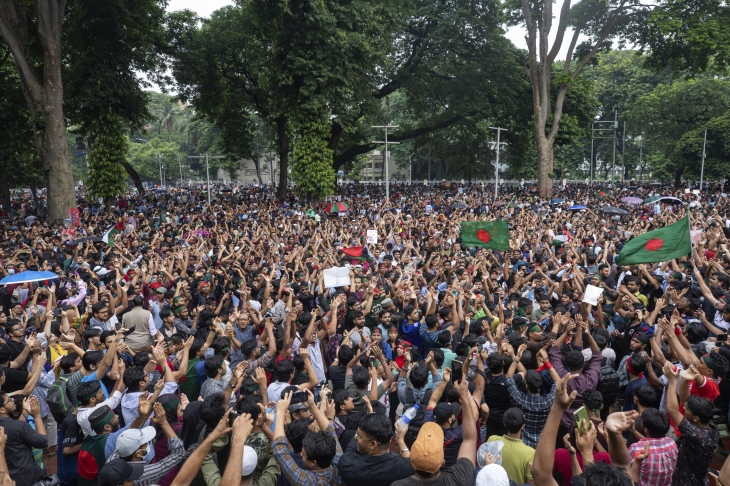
left=78, top=390, right=123, bottom=436
left=121, top=381, right=178, bottom=427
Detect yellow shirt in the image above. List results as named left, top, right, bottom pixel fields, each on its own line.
left=48, top=345, right=68, bottom=379
left=487, top=435, right=535, bottom=484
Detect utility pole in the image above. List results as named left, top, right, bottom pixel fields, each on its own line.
left=159, top=154, right=164, bottom=188
left=592, top=119, right=616, bottom=183
left=590, top=137, right=594, bottom=185
left=639, top=137, right=643, bottom=182
left=409, top=155, right=412, bottom=184
left=372, top=125, right=399, bottom=201
left=611, top=110, right=617, bottom=183
left=489, top=127, right=507, bottom=199
left=701, top=129, right=707, bottom=191
left=178, top=154, right=182, bottom=185
left=188, top=154, right=225, bottom=206
left=621, top=121, right=626, bottom=183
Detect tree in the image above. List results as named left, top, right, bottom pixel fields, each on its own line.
left=85, top=116, right=129, bottom=207
left=505, top=0, right=652, bottom=196
left=291, top=118, right=336, bottom=204
left=627, top=77, right=730, bottom=185
left=0, top=1, right=77, bottom=222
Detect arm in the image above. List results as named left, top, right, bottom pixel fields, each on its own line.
left=170, top=411, right=233, bottom=486
left=454, top=373, right=477, bottom=465
left=220, top=413, right=254, bottom=486
left=662, top=362, right=685, bottom=427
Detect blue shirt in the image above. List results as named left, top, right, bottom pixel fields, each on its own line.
left=81, top=373, right=109, bottom=400
left=401, top=320, right=423, bottom=355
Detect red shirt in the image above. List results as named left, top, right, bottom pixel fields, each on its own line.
left=679, top=375, right=719, bottom=416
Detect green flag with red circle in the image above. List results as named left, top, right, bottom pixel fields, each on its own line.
left=618, top=216, right=692, bottom=265
left=595, top=189, right=611, bottom=200
left=460, top=221, right=510, bottom=250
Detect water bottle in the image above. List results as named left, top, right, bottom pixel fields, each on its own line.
left=396, top=404, right=419, bottom=430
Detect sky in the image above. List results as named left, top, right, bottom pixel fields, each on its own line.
left=165, top=0, right=584, bottom=69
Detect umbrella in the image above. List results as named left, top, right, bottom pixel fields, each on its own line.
left=600, top=206, right=629, bottom=216
left=660, top=196, right=684, bottom=205
left=70, top=236, right=103, bottom=245
left=550, top=198, right=565, bottom=205
left=324, top=202, right=349, bottom=213
left=450, top=203, right=467, bottom=209
left=568, top=205, right=587, bottom=211
left=643, top=196, right=661, bottom=204
left=0, top=271, right=58, bottom=286
left=620, top=197, right=643, bottom=204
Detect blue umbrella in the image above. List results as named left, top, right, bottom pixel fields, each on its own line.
left=0, top=271, right=58, bottom=286
left=550, top=198, right=565, bottom=205
left=568, top=205, right=587, bottom=211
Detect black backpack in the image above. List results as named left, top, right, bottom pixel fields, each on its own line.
left=47, top=376, right=73, bottom=418
left=597, top=364, right=619, bottom=398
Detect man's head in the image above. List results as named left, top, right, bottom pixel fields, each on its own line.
left=565, top=350, right=585, bottom=372
left=82, top=350, right=105, bottom=372
left=204, top=355, right=227, bottom=379
left=630, top=332, right=649, bottom=353
left=88, top=405, right=120, bottom=435
left=333, top=389, right=354, bottom=414
left=0, top=392, right=16, bottom=416
left=115, top=426, right=156, bottom=462
left=627, top=355, right=646, bottom=378
left=685, top=395, right=714, bottom=425
left=123, top=367, right=149, bottom=393
left=582, top=389, right=604, bottom=412
left=274, top=359, right=295, bottom=384
left=355, top=413, right=393, bottom=455
left=640, top=408, right=670, bottom=438
left=503, top=407, right=525, bottom=434
left=410, top=422, right=444, bottom=475
left=525, top=370, right=542, bottom=395
left=697, top=351, right=729, bottom=379
left=301, top=430, right=337, bottom=471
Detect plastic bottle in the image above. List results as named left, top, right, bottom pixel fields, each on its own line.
left=396, top=404, right=419, bottom=430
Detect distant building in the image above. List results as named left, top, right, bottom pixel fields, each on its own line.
left=359, top=150, right=407, bottom=182
left=217, top=158, right=278, bottom=185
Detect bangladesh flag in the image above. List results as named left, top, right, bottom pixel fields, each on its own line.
left=460, top=221, right=510, bottom=250
left=595, top=189, right=611, bottom=200
left=341, top=246, right=373, bottom=262
left=618, top=216, right=691, bottom=265
left=103, top=220, right=125, bottom=246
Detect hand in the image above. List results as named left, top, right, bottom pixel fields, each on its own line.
left=211, top=409, right=234, bottom=440
left=605, top=411, right=639, bottom=435
left=516, top=343, right=527, bottom=360
left=575, top=420, right=596, bottom=453
left=137, top=392, right=153, bottom=417
left=233, top=361, right=246, bottom=380
left=483, top=452, right=501, bottom=466
left=682, top=364, right=699, bottom=381
left=442, top=367, right=452, bottom=383
left=232, top=412, right=254, bottom=439
left=395, top=419, right=408, bottom=442
left=555, top=373, right=579, bottom=410
left=277, top=391, right=293, bottom=415
left=634, top=441, right=650, bottom=463
left=563, top=433, right=576, bottom=454
left=154, top=376, right=165, bottom=394
left=25, top=396, right=41, bottom=416
left=662, top=361, right=680, bottom=382
left=536, top=349, right=548, bottom=366
left=151, top=402, right=167, bottom=425
left=183, top=336, right=194, bottom=350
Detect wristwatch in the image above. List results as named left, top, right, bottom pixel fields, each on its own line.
left=229, top=381, right=237, bottom=389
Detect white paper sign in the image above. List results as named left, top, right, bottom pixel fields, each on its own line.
left=367, top=230, right=378, bottom=244
left=323, top=266, right=351, bottom=288
left=582, top=285, right=604, bottom=306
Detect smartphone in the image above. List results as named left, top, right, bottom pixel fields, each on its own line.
left=228, top=410, right=239, bottom=426
left=122, top=326, right=136, bottom=336
left=718, top=334, right=728, bottom=343
left=573, top=406, right=591, bottom=433
left=290, top=391, right=308, bottom=404
left=451, top=359, right=464, bottom=383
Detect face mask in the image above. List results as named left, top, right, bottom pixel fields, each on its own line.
left=6, top=269, right=14, bottom=275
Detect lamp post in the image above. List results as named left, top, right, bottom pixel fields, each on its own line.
left=372, top=125, right=399, bottom=201
left=489, top=127, right=507, bottom=199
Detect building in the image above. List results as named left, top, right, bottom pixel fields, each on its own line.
left=217, top=158, right=278, bottom=185
left=359, top=150, right=407, bottom=182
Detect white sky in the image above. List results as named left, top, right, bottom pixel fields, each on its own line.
left=166, top=0, right=233, bottom=17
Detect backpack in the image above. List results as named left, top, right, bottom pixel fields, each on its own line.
left=597, top=364, right=619, bottom=398
left=47, top=376, right=73, bottom=418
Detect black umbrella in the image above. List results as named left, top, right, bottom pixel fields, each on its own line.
left=450, top=204, right=467, bottom=209
left=600, top=206, right=629, bottom=216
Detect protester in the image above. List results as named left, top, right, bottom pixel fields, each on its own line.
left=0, top=181, right=727, bottom=486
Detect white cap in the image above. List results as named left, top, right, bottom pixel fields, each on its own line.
left=242, top=445, right=258, bottom=476
left=475, top=464, right=509, bottom=486
left=115, top=426, right=156, bottom=457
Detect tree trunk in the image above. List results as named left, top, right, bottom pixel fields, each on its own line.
left=0, top=0, right=77, bottom=225
left=276, top=116, right=288, bottom=202
left=0, top=163, right=12, bottom=217
left=536, top=136, right=553, bottom=198
left=253, top=156, right=263, bottom=185
left=674, top=166, right=684, bottom=188
left=119, top=158, right=146, bottom=195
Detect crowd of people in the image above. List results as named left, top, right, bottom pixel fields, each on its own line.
left=0, top=180, right=728, bottom=486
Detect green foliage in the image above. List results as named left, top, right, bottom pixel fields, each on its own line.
left=291, top=119, right=336, bottom=201
left=126, top=137, right=186, bottom=184
left=85, top=118, right=128, bottom=199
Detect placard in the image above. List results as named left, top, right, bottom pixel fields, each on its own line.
left=323, top=266, right=351, bottom=288
left=366, top=230, right=378, bottom=244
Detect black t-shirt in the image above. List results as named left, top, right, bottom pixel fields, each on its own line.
left=339, top=437, right=415, bottom=486
left=391, top=457, right=475, bottom=486
left=483, top=373, right=523, bottom=437
left=328, top=365, right=347, bottom=391
left=5, top=340, right=26, bottom=363
left=2, top=367, right=29, bottom=393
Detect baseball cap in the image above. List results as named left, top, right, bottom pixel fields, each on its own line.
left=288, top=402, right=308, bottom=413
left=115, top=426, right=156, bottom=457
left=410, top=422, right=444, bottom=473
left=156, top=286, right=167, bottom=294
left=241, top=445, right=258, bottom=476
left=97, top=459, right=145, bottom=486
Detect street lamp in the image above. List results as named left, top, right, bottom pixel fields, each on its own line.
left=134, top=138, right=164, bottom=188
